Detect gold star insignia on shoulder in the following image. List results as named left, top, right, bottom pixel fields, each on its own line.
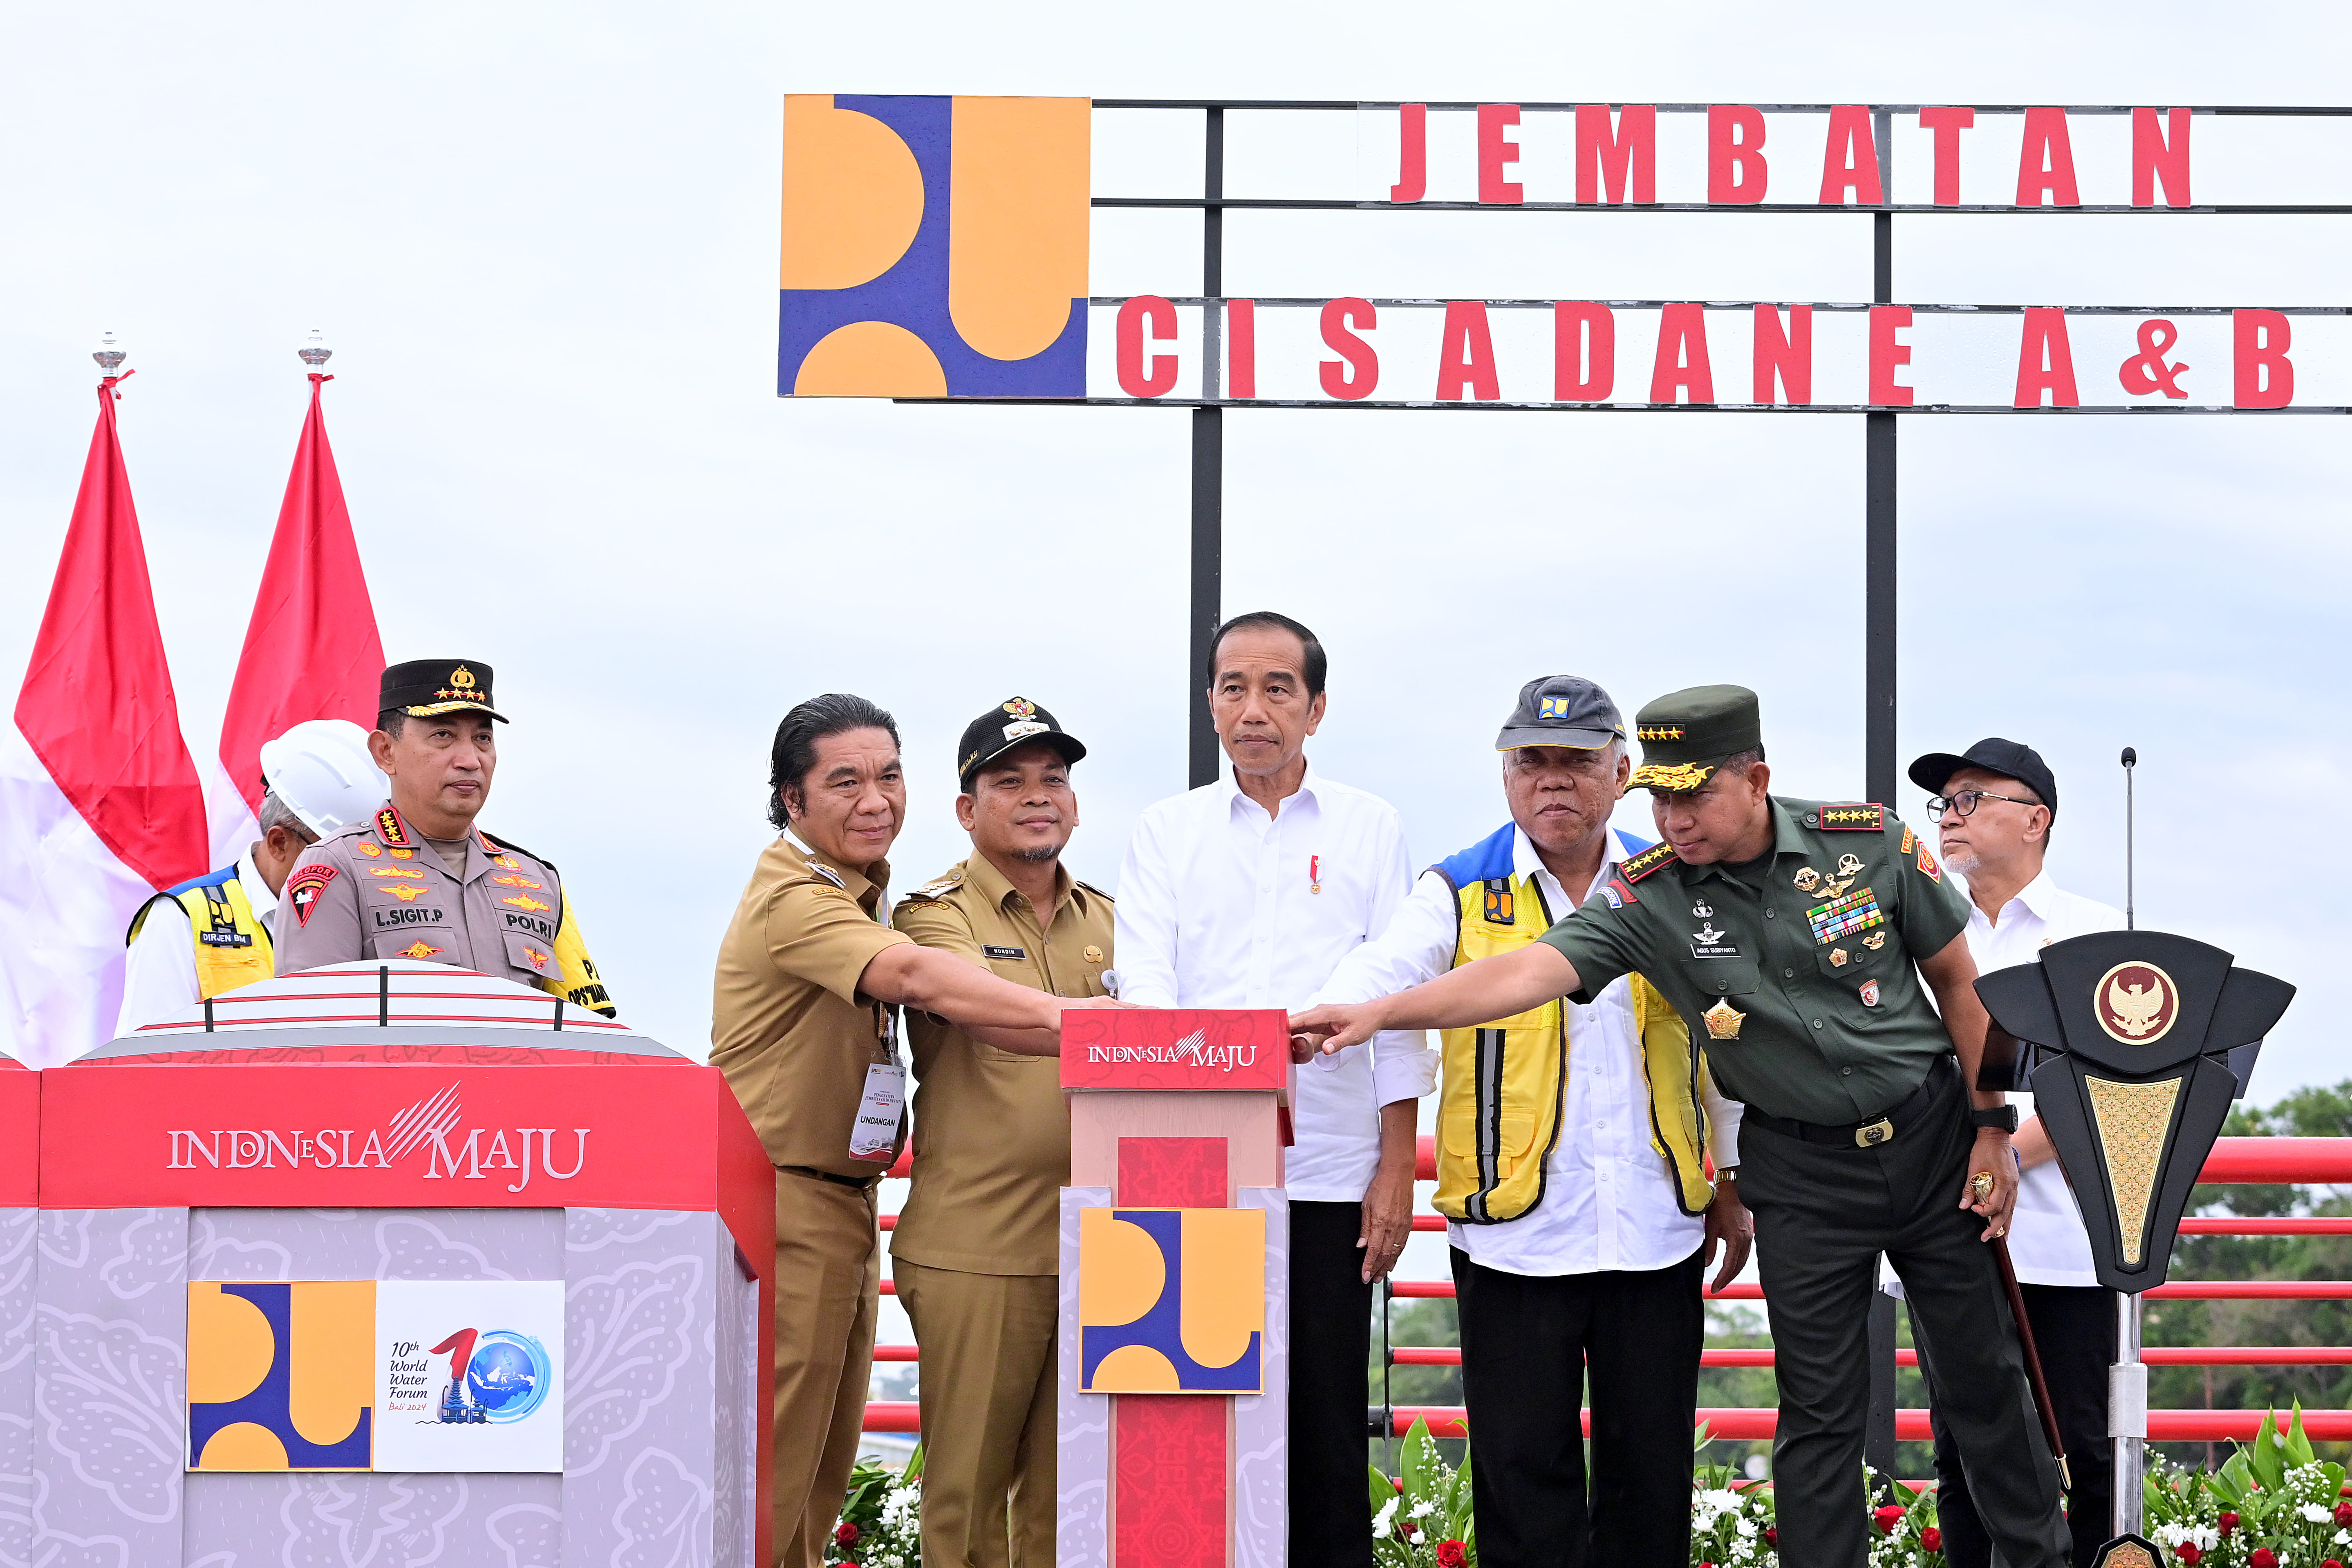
left=1818, top=803, right=1886, bottom=832
left=1620, top=842, right=1682, bottom=884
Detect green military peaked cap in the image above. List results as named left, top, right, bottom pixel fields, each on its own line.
left=1626, top=684, right=1762, bottom=793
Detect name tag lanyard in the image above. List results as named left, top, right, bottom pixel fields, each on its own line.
left=849, top=884, right=908, bottom=1161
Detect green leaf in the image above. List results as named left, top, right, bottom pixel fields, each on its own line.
left=1370, top=1463, right=1398, bottom=1514
left=1402, top=1416, right=1436, bottom=1501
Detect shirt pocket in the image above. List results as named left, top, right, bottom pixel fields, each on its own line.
left=1811, top=914, right=1897, bottom=980
left=1440, top=1107, right=1541, bottom=1177
left=502, top=928, right=559, bottom=982
left=1679, top=956, right=1761, bottom=1001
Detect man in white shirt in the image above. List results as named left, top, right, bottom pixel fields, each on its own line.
left=115, top=719, right=387, bottom=1037
left=1115, top=611, right=1420, bottom=1568
left=1313, top=676, right=1749, bottom=1568
left=1909, top=738, right=2121, bottom=1568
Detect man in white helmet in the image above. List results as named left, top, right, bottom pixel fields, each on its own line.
left=114, top=719, right=385, bottom=1035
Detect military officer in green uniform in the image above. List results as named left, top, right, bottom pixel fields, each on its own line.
left=1293, top=685, right=2070, bottom=1568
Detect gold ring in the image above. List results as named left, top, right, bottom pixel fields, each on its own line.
left=1969, top=1172, right=1995, bottom=1203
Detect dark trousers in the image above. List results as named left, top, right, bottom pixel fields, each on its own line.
left=1452, top=1247, right=1705, bottom=1568
left=1290, top=1199, right=1375, bottom=1568
left=1924, top=1284, right=2117, bottom=1568
left=1742, top=1081, right=2071, bottom=1568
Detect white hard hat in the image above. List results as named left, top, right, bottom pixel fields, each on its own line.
left=258, top=719, right=388, bottom=838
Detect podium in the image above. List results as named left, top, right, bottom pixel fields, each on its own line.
left=0, top=960, right=773, bottom=1568
left=1057, top=1008, right=1291, bottom=1568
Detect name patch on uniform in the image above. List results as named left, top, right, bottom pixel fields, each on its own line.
left=1818, top=803, right=1885, bottom=831
left=1807, top=886, right=1885, bottom=945
left=1619, top=842, right=1680, bottom=884
left=285, top=865, right=338, bottom=927
left=983, top=945, right=1027, bottom=960
left=198, top=930, right=254, bottom=948
left=1483, top=879, right=1514, bottom=925
left=501, top=911, right=555, bottom=939
left=371, top=907, right=446, bottom=930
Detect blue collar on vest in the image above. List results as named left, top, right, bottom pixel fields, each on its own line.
left=163, top=864, right=241, bottom=898
left=1435, top=822, right=1659, bottom=892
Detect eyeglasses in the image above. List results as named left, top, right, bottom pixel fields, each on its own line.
left=1925, top=789, right=2042, bottom=822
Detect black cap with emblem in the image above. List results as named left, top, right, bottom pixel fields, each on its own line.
left=380, top=659, right=507, bottom=722
left=1495, top=674, right=1625, bottom=751
left=1626, top=684, right=1763, bottom=794
left=956, top=697, right=1087, bottom=792
left=1906, top=737, right=2059, bottom=821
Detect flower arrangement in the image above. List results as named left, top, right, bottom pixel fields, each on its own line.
left=1691, top=1427, right=1780, bottom=1568
left=2143, top=1405, right=2351, bottom=1568
left=1368, top=1417, right=1476, bottom=1568
left=825, top=1445, right=925, bottom=1568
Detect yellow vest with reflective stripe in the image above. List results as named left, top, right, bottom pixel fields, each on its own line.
left=127, top=868, right=276, bottom=1001
left=1432, top=824, right=1716, bottom=1224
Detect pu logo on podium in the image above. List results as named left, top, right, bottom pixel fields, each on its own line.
left=188, top=1279, right=564, bottom=1472
left=778, top=94, right=1089, bottom=398
left=1077, top=1207, right=1264, bottom=1393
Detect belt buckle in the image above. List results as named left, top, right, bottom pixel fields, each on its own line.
left=1855, top=1117, right=1896, bottom=1148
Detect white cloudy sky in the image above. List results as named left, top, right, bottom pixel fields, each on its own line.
left=3, top=1, right=2344, bottom=1121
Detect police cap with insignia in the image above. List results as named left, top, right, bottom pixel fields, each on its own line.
left=380, top=659, right=507, bottom=722
left=957, top=696, right=1087, bottom=792
left=1495, top=674, right=1626, bottom=752
left=1626, top=684, right=1763, bottom=793
left=1906, top=737, right=2059, bottom=821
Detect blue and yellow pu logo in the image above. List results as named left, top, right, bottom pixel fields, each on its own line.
left=187, top=1281, right=374, bottom=1470
left=1538, top=694, right=1572, bottom=720
left=1078, top=1207, right=1263, bottom=1393
left=779, top=95, right=1089, bottom=398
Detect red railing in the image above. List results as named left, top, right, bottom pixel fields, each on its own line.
left=862, top=1136, right=2352, bottom=1442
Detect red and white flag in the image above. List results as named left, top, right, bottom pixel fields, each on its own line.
left=216, top=374, right=384, bottom=815
left=0, top=382, right=209, bottom=1066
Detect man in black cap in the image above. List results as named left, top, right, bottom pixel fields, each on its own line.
left=1295, top=685, right=2072, bottom=1568
left=1309, top=676, right=1749, bottom=1568
left=888, top=697, right=1111, bottom=1568
left=1908, top=739, right=2122, bottom=1568
left=271, top=659, right=614, bottom=1015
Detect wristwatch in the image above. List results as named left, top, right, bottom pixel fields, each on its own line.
left=1970, top=1106, right=2020, bottom=1134
left=1716, top=1166, right=1739, bottom=1183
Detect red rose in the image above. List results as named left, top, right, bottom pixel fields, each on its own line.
left=836, top=1522, right=858, bottom=1546
left=1874, top=1503, right=1905, bottom=1535
left=2173, top=1547, right=2200, bottom=1566
left=2219, top=1511, right=2240, bottom=1535
left=2322, top=1558, right=2345, bottom=1568
left=1436, top=1541, right=1467, bottom=1568
left=2337, top=1500, right=2352, bottom=1525
left=2249, top=1550, right=2278, bottom=1568
left=1399, top=1519, right=1417, bottom=1539
left=1921, top=1525, right=1943, bottom=1552
left=1764, top=1526, right=1778, bottom=1546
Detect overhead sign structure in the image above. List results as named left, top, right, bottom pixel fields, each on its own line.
left=776, top=94, right=2352, bottom=798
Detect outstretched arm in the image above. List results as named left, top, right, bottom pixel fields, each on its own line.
left=1291, top=943, right=1582, bottom=1053
left=858, top=945, right=1097, bottom=1044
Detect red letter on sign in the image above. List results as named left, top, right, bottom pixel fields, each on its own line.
left=1868, top=306, right=1915, bottom=406
left=1918, top=106, right=1974, bottom=206
left=1116, top=295, right=1179, bottom=398
left=1708, top=106, right=1768, bottom=204
left=1391, top=104, right=1427, bottom=203
left=1437, top=302, right=1501, bottom=401
left=2016, top=108, right=2081, bottom=206
left=1554, top=302, right=1615, bottom=400
left=2234, top=309, right=2294, bottom=408
left=1478, top=104, right=1523, bottom=203
left=1753, top=304, right=1813, bottom=404
left=1227, top=299, right=1257, bottom=400
left=2132, top=108, right=2191, bottom=207
left=1576, top=105, right=1656, bottom=204
left=2013, top=308, right=2081, bottom=408
left=1818, top=106, right=1884, bottom=205
left=1650, top=305, right=1716, bottom=403
left=1321, top=298, right=1380, bottom=400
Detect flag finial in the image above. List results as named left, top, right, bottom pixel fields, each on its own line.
left=92, top=330, right=125, bottom=376
left=299, top=328, right=334, bottom=370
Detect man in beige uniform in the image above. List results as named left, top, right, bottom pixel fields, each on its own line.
left=892, top=698, right=1114, bottom=1568
left=271, top=659, right=614, bottom=1015
left=711, top=693, right=1112, bottom=1568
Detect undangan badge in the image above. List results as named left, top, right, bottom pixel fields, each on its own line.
left=1701, top=999, right=1746, bottom=1040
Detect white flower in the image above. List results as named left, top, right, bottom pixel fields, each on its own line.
left=1409, top=1499, right=1436, bottom=1519
left=1736, top=1516, right=1758, bottom=1538
left=1372, top=1497, right=1398, bottom=1540
left=1701, top=1488, right=1744, bottom=1515
left=2304, top=1503, right=2334, bottom=1523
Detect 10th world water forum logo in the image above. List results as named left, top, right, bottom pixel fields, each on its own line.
left=778, top=94, right=1089, bottom=398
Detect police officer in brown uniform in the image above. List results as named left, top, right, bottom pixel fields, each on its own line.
left=710, top=693, right=1112, bottom=1568
left=891, top=698, right=1113, bottom=1568
left=271, top=659, right=615, bottom=1015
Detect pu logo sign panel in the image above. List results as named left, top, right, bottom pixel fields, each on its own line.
left=778, top=94, right=1089, bottom=397
left=188, top=1279, right=564, bottom=1472
left=1077, top=1207, right=1263, bottom=1393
